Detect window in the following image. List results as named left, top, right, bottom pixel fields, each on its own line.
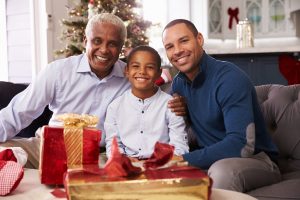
left=0, top=0, right=47, bottom=83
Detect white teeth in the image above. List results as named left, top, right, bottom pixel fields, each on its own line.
left=177, top=57, right=187, bottom=64
left=136, top=78, right=147, bottom=81
left=95, top=55, right=108, bottom=62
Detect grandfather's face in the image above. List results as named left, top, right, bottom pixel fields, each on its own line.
left=84, top=22, right=123, bottom=79
left=162, top=23, right=203, bottom=80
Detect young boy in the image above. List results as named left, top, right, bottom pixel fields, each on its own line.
left=104, top=45, right=189, bottom=160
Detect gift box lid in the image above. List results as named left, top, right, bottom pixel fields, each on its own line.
left=65, top=166, right=212, bottom=200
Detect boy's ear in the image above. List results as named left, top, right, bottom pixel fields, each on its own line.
left=157, top=68, right=163, bottom=79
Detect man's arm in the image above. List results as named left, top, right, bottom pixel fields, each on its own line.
left=0, top=65, right=55, bottom=142
left=183, top=71, right=257, bottom=169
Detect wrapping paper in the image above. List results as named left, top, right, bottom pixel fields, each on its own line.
left=64, top=165, right=212, bottom=200
left=64, top=138, right=212, bottom=199
left=143, top=142, right=174, bottom=169
left=39, top=126, right=100, bottom=185
left=104, top=137, right=141, bottom=177
left=0, top=149, right=17, bottom=162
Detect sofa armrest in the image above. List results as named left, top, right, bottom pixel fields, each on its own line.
left=0, top=81, right=53, bottom=138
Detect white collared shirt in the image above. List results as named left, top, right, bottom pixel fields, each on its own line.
left=105, top=88, right=189, bottom=159
left=0, top=54, right=130, bottom=146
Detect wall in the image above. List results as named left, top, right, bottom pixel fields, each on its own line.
left=46, top=0, right=68, bottom=62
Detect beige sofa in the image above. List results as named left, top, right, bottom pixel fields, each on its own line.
left=246, top=84, right=300, bottom=199
left=163, top=83, right=300, bottom=199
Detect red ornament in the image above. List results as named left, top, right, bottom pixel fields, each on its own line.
left=279, top=55, right=300, bottom=85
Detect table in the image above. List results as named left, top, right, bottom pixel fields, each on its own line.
left=2, top=169, right=257, bottom=200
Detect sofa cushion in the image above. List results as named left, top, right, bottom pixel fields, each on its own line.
left=247, top=179, right=300, bottom=200
left=255, top=84, right=300, bottom=173
left=282, top=170, right=300, bottom=180
left=0, top=81, right=52, bottom=138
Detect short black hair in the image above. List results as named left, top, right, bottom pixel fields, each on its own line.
left=127, top=45, right=161, bottom=69
left=163, top=19, right=198, bottom=37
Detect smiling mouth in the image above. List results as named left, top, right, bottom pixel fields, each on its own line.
left=174, top=56, right=187, bottom=64
left=95, top=55, right=108, bottom=62
left=135, top=77, right=149, bottom=82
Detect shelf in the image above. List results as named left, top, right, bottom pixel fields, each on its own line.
left=205, top=37, right=300, bottom=55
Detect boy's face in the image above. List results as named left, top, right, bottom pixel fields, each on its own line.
left=125, top=51, right=162, bottom=99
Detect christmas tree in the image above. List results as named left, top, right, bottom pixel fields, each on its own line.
left=55, top=0, right=152, bottom=58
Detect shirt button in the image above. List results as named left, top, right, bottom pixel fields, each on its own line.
left=140, top=131, right=143, bottom=134
left=139, top=148, right=141, bottom=151
left=142, top=111, right=144, bottom=113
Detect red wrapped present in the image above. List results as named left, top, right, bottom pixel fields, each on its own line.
left=0, top=161, right=24, bottom=196
left=39, top=114, right=101, bottom=185
left=0, top=147, right=27, bottom=196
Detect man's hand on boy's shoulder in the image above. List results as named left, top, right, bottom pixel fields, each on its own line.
left=168, top=93, right=187, bottom=116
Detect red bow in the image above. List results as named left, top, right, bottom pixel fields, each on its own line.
left=104, top=137, right=142, bottom=177
left=228, top=7, right=239, bottom=29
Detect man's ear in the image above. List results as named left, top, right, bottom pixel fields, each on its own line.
left=83, top=36, right=87, bottom=46
left=196, top=32, right=204, bottom=47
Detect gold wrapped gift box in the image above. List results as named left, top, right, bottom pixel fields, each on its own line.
left=64, top=166, right=212, bottom=200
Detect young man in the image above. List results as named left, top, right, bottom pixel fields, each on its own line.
left=162, top=19, right=281, bottom=192
left=105, top=45, right=189, bottom=159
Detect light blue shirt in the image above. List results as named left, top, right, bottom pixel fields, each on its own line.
left=0, top=54, right=130, bottom=146
left=105, top=88, right=189, bottom=159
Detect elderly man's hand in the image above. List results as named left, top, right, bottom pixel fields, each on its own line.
left=168, top=93, right=187, bottom=116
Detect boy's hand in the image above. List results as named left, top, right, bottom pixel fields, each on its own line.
left=128, top=157, right=140, bottom=162
left=172, top=155, right=184, bottom=162
left=168, top=93, right=187, bottom=116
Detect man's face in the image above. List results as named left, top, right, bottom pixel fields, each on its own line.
left=84, top=22, right=123, bottom=79
left=125, top=51, right=161, bottom=99
left=162, top=23, right=203, bottom=80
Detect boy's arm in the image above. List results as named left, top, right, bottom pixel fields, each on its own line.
left=104, top=104, right=124, bottom=157
left=167, top=108, right=189, bottom=156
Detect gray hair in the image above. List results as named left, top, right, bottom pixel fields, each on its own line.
left=85, top=13, right=127, bottom=45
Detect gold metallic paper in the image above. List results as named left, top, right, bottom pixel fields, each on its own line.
left=64, top=127, right=83, bottom=169
left=57, top=113, right=99, bottom=169
left=65, top=169, right=211, bottom=200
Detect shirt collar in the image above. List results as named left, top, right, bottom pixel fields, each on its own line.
left=77, top=53, right=126, bottom=79
left=177, top=51, right=208, bottom=87
left=129, top=87, right=161, bottom=105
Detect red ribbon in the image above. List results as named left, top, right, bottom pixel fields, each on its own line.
left=228, top=7, right=239, bottom=29
left=104, top=137, right=141, bottom=177
left=0, top=149, right=17, bottom=163
left=143, top=142, right=174, bottom=169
